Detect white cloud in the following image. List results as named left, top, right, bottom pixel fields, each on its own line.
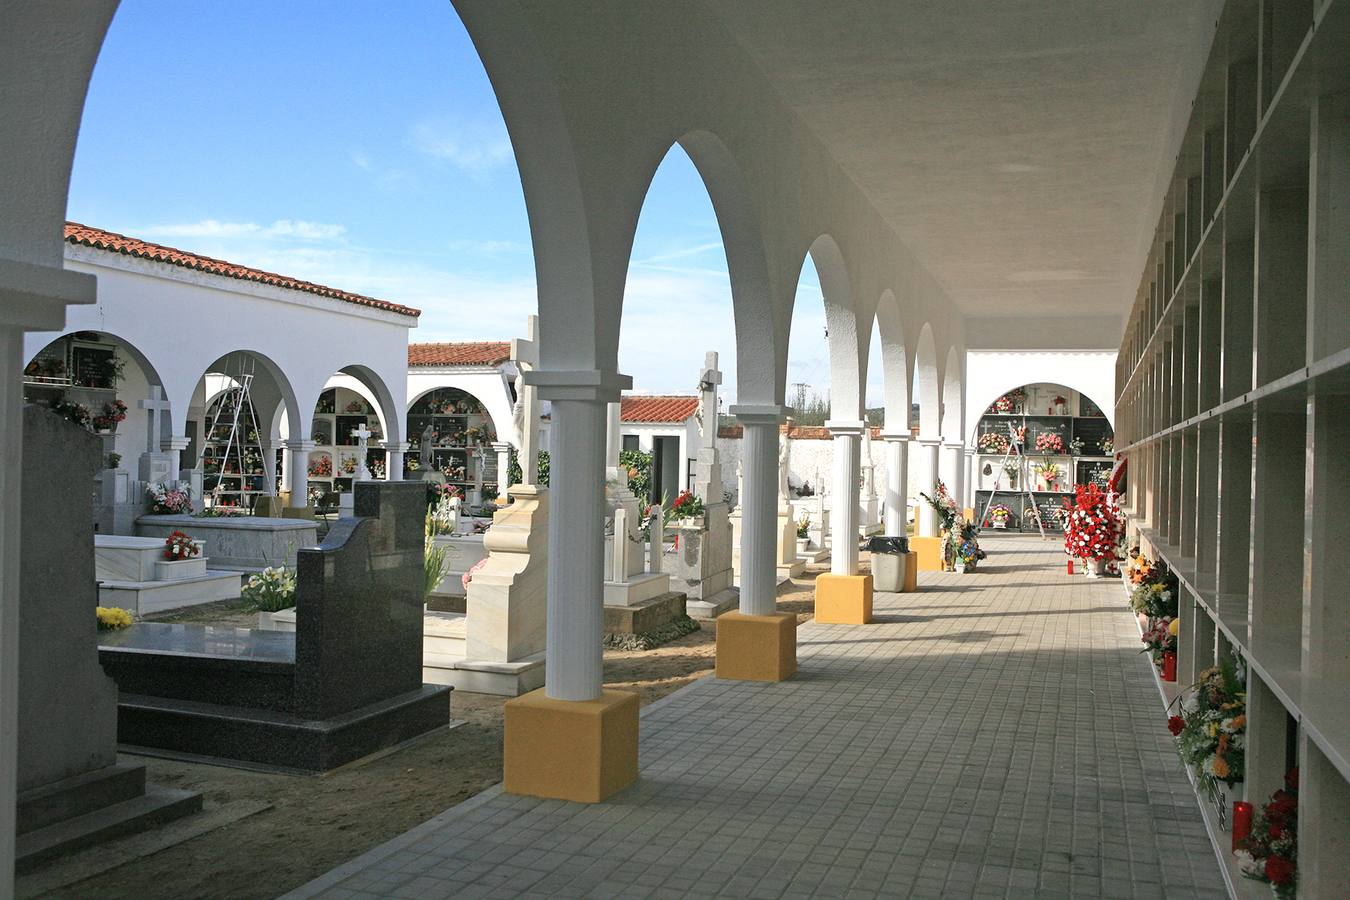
left=408, top=116, right=513, bottom=177
left=447, top=238, right=527, bottom=256
left=634, top=241, right=726, bottom=265
left=141, top=219, right=346, bottom=242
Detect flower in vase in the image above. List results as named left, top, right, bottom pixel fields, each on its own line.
left=1167, top=716, right=1184, bottom=736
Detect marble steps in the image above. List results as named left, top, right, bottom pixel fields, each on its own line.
left=16, top=768, right=201, bottom=874
left=423, top=611, right=467, bottom=659
left=97, top=570, right=243, bottom=617
left=422, top=651, right=546, bottom=697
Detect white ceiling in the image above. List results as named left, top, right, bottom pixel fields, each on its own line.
left=711, top=0, right=1221, bottom=319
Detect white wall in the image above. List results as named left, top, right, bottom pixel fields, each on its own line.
left=964, top=350, right=1117, bottom=446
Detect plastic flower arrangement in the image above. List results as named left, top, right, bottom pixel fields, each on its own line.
left=91, top=399, right=129, bottom=432
left=1128, top=555, right=1179, bottom=618
left=990, top=394, right=1015, bottom=414
left=1034, top=432, right=1064, bottom=454
left=163, top=529, right=199, bottom=561
left=146, top=482, right=193, bottom=515
left=796, top=515, right=811, bottom=539
left=1169, top=660, right=1246, bottom=804
left=1033, top=460, right=1060, bottom=486
left=242, top=565, right=297, bottom=612
left=49, top=397, right=92, bottom=429
left=307, top=455, right=333, bottom=477
left=977, top=431, right=1010, bottom=454
left=96, top=606, right=134, bottom=631
left=1062, top=484, right=1122, bottom=562
left=919, top=480, right=961, bottom=533
left=988, top=503, right=1012, bottom=525
left=1236, top=767, right=1298, bottom=899
left=1139, top=615, right=1176, bottom=665
left=666, top=490, right=706, bottom=524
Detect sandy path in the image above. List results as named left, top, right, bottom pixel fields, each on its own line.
left=34, top=572, right=821, bottom=900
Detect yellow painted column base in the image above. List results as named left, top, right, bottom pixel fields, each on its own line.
left=814, top=573, right=874, bottom=624
left=910, top=536, right=945, bottom=571
left=503, top=688, right=639, bottom=803
left=963, top=507, right=975, bottom=523
left=901, top=551, right=918, bottom=592
left=715, top=611, right=797, bottom=682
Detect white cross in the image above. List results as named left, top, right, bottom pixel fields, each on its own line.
left=140, top=385, right=172, bottom=451
left=351, top=422, right=372, bottom=480
left=695, top=351, right=721, bottom=438
left=510, top=315, right=541, bottom=485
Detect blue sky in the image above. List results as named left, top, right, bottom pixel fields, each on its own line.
left=69, top=1, right=882, bottom=406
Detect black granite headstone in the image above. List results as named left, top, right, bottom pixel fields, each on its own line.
left=100, top=480, right=451, bottom=773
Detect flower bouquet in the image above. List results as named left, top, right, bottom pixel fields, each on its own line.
left=796, top=515, right=811, bottom=539
left=1140, top=615, right=1176, bottom=667
left=163, top=529, right=200, bottom=561
left=977, top=431, right=1010, bottom=455
left=1128, top=556, right=1179, bottom=618
left=1062, top=483, right=1121, bottom=568
left=49, top=397, right=92, bottom=429
left=1068, top=436, right=1085, bottom=455
left=1236, top=768, right=1298, bottom=899
left=988, top=503, right=1012, bottom=528
left=96, top=606, right=134, bottom=631
left=344, top=400, right=365, bottom=413
left=242, top=565, right=297, bottom=612
left=1034, top=432, right=1064, bottom=454
left=1033, top=460, right=1061, bottom=490
left=665, top=489, right=706, bottom=526
left=340, top=455, right=358, bottom=475
left=1002, top=460, right=1020, bottom=488
left=371, top=459, right=387, bottom=479
left=1167, top=660, right=1246, bottom=805
left=307, top=455, right=332, bottom=477
left=146, top=482, right=193, bottom=515
left=92, top=399, right=128, bottom=433
left=991, top=394, right=1015, bottom=414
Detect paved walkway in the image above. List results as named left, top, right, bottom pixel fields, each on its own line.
left=287, top=537, right=1224, bottom=899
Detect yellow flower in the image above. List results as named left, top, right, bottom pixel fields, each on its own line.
left=1207, top=722, right=1219, bottom=738
left=96, top=606, right=133, bottom=630
left=1167, top=619, right=1179, bottom=637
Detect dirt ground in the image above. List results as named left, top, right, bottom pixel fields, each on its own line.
left=31, top=572, right=822, bottom=900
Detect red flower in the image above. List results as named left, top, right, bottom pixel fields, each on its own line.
left=1264, top=855, right=1295, bottom=885
left=1167, top=716, right=1184, bottom=736
left=1285, top=767, right=1299, bottom=791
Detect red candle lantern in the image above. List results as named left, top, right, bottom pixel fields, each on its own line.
left=1066, top=559, right=1074, bottom=575
left=1162, top=651, right=1177, bottom=682
left=1231, top=801, right=1254, bottom=851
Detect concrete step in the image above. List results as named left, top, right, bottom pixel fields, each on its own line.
left=603, top=590, right=687, bottom=635
left=98, top=570, right=242, bottom=616
left=423, top=611, right=467, bottom=657
left=17, top=764, right=145, bottom=834
left=16, top=784, right=202, bottom=874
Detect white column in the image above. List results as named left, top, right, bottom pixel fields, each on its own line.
left=915, top=439, right=942, bottom=536
left=963, top=448, right=977, bottom=511
left=828, top=420, right=864, bottom=575
left=732, top=405, right=786, bottom=616
left=491, top=441, right=511, bottom=500
left=940, top=443, right=962, bottom=510
left=164, top=434, right=190, bottom=481
left=285, top=439, right=315, bottom=508
left=386, top=441, right=409, bottom=481
left=259, top=439, right=279, bottom=496
left=528, top=370, right=630, bottom=702
left=881, top=432, right=909, bottom=536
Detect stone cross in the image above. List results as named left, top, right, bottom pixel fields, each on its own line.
left=695, top=351, right=721, bottom=439
left=140, top=385, right=171, bottom=451
left=510, top=315, right=541, bottom=485
left=351, top=422, right=372, bottom=480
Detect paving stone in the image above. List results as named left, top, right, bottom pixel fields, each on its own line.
left=285, top=537, right=1223, bottom=899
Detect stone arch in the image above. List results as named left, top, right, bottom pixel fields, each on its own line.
left=190, top=349, right=301, bottom=448
left=940, top=344, right=964, bottom=443
left=874, top=291, right=908, bottom=432
left=335, top=364, right=402, bottom=447
left=789, top=234, right=862, bottom=420
left=967, top=379, right=1116, bottom=447
left=912, top=323, right=940, bottom=438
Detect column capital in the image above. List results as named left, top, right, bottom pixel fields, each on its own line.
left=916, top=437, right=943, bottom=448
left=729, top=403, right=789, bottom=425
left=522, top=369, right=631, bottom=403
left=0, top=257, right=96, bottom=330
left=879, top=430, right=911, bottom=443
left=489, top=440, right=512, bottom=453
left=381, top=441, right=412, bottom=453
left=824, top=419, right=866, bottom=436
left=285, top=439, right=316, bottom=452
left=942, top=441, right=966, bottom=450
left=162, top=435, right=191, bottom=452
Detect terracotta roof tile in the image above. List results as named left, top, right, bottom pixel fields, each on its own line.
left=408, top=342, right=512, bottom=367
left=621, top=395, right=699, bottom=423
left=64, top=222, right=420, bottom=318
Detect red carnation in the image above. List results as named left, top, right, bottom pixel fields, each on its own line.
left=1167, top=715, right=1184, bottom=736
left=1264, top=855, right=1295, bottom=885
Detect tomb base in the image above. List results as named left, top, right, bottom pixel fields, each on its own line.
left=420, top=611, right=546, bottom=696
left=98, top=571, right=242, bottom=617
left=602, top=571, right=671, bottom=607
left=603, top=591, right=687, bottom=636
left=715, top=612, right=796, bottom=682
left=16, top=764, right=201, bottom=874
left=504, top=688, right=639, bottom=803
left=910, top=535, right=946, bottom=571
left=685, top=587, right=739, bottom=620
left=814, top=573, right=874, bottom=624
left=798, top=544, right=830, bottom=564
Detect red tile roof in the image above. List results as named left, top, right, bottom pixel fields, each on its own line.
left=408, top=342, right=512, bottom=367
left=64, top=222, right=420, bottom=318
left=621, top=395, right=699, bottom=424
